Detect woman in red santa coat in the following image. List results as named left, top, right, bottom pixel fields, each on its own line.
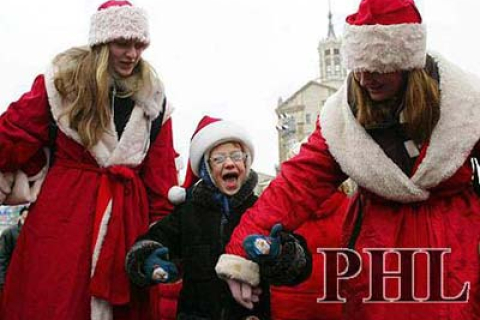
left=0, top=1, right=179, bottom=319
left=215, top=0, right=480, bottom=319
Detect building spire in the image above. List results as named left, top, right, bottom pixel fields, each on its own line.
left=327, top=0, right=336, bottom=39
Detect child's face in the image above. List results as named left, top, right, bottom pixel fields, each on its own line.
left=208, top=142, right=247, bottom=196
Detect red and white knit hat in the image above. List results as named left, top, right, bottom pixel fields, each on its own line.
left=89, top=0, right=150, bottom=47
left=341, top=0, right=426, bottom=73
left=168, top=116, right=255, bottom=204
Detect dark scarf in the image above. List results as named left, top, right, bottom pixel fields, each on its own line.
left=191, top=165, right=258, bottom=249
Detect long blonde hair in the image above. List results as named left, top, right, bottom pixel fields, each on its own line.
left=53, top=45, right=154, bottom=149
left=352, top=69, right=440, bottom=144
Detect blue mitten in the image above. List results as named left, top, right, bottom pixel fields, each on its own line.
left=243, top=223, right=283, bottom=262
left=244, top=224, right=312, bottom=286
left=144, top=247, right=179, bottom=284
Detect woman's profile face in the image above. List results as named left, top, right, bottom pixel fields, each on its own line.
left=108, top=38, right=147, bottom=77
left=354, top=71, right=405, bottom=102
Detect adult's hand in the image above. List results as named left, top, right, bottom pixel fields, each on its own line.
left=226, top=278, right=262, bottom=310
left=0, top=172, right=13, bottom=204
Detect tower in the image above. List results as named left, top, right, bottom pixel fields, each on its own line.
left=317, top=0, right=346, bottom=88
left=275, top=2, right=346, bottom=167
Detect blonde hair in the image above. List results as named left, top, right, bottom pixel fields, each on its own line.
left=353, top=69, right=440, bottom=144
left=53, top=45, right=154, bottom=149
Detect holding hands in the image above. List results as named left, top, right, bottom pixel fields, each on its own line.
left=224, top=224, right=283, bottom=309
left=217, top=223, right=310, bottom=309
left=226, top=279, right=263, bottom=310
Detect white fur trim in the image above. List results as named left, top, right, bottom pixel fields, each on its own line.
left=91, top=297, right=113, bottom=320
left=132, top=72, right=166, bottom=119
left=320, top=53, right=480, bottom=203
left=106, top=107, right=149, bottom=167
left=163, top=100, right=174, bottom=124
left=342, top=23, right=427, bottom=73
left=411, top=53, right=480, bottom=189
left=168, top=186, right=186, bottom=205
left=321, top=85, right=429, bottom=203
left=175, top=154, right=184, bottom=172
left=215, top=254, right=260, bottom=286
left=89, top=5, right=149, bottom=47
left=190, top=121, right=255, bottom=176
left=91, top=200, right=113, bottom=276
left=45, top=63, right=166, bottom=167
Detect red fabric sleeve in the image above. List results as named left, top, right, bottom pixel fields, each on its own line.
left=0, top=75, right=50, bottom=173
left=226, top=121, right=347, bottom=257
left=141, top=118, right=178, bottom=223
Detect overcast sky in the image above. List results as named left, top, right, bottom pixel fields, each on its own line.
left=1, top=0, right=479, bottom=176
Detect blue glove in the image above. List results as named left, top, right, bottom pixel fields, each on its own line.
left=243, top=223, right=283, bottom=262
left=144, top=247, right=179, bottom=284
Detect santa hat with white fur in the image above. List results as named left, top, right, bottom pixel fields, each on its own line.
left=341, top=0, right=426, bottom=73
left=168, top=116, right=255, bottom=204
left=89, top=0, right=149, bottom=47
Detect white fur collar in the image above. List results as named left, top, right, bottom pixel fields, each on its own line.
left=320, top=53, right=480, bottom=203
left=44, top=63, right=172, bottom=167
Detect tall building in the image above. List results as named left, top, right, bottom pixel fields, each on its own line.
left=276, top=5, right=347, bottom=165
left=317, top=8, right=347, bottom=88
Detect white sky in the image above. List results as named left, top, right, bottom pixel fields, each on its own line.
left=1, top=0, right=479, bottom=176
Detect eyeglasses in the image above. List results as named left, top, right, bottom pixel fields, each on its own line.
left=209, top=150, right=247, bottom=166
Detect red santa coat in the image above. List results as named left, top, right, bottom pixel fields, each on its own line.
left=0, top=62, right=178, bottom=320
left=150, top=282, right=182, bottom=320
left=224, top=53, right=480, bottom=320
left=270, top=191, right=348, bottom=320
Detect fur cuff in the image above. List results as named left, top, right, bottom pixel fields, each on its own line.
left=215, top=254, right=260, bottom=286
left=125, top=240, right=163, bottom=287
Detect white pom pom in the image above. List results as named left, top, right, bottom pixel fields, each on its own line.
left=168, top=186, right=186, bottom=205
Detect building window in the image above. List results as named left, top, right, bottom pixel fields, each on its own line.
left=325, top=49, right=330, bottom=56
left=334, top=48, right=339, bottom=55
left=306, top=113, right=311, bottom=124
left=287, top=116, right=296, bottom=134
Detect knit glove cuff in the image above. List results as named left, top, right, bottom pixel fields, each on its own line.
left=257, top=232, right=312, bottom=286
left=125, top=240, right=163, bottom=287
